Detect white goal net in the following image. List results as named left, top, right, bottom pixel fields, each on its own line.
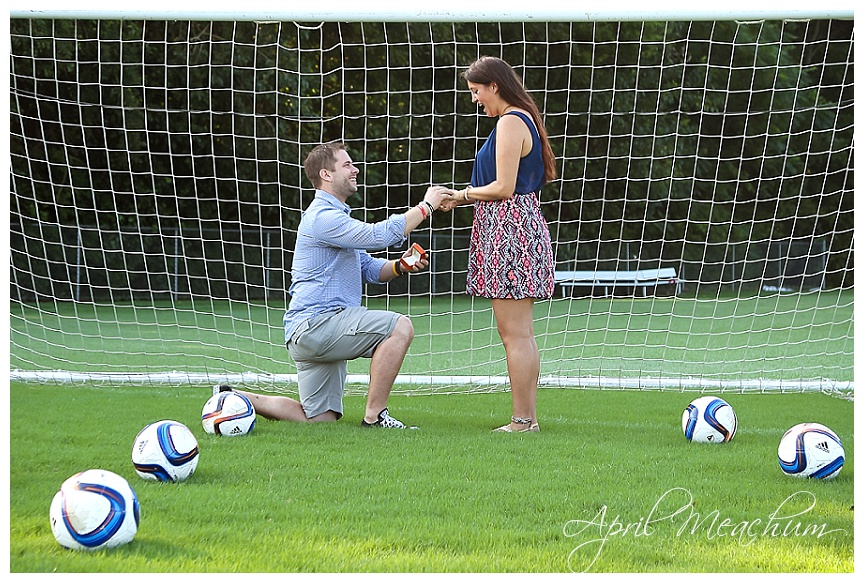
left=8, top=9, right=854, bottom=396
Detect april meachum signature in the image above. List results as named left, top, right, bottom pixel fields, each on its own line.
left=562, top=487, right=848, bottom=572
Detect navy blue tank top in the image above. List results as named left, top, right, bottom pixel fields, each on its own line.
left=470, top=111, right=545, bottom=194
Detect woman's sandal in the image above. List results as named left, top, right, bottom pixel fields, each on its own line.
left=493, top=416, right=540, bottom=433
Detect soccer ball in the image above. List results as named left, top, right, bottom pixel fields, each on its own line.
left=682, top=395, right=737, bottom=443
left=778, top=422, right=845, bottom=480
left=49, top=469, right=140, bottom=551
left=131, top=420, right=200, bottom=482
left=201, top=392, right=256, bottom=436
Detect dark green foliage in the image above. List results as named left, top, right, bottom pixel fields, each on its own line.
left=9, top=18, right=854, bottom=303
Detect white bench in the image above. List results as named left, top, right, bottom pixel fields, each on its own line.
left=554, top=268, right=681, bottom=297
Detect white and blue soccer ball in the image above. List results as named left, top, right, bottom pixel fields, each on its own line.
left=682, top=396, right=738, bottom=443
left=778, top=422, right=845, bottom=480
left=49, top=469, right=140, bottom=551
left=132, top=420, right=200, bottom=482
left=201, top=392, right=256, bottom=437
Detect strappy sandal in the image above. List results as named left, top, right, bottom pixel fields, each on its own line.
left=493, top=416, right=540, bottom=433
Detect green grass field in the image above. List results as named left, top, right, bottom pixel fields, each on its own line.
left=8, top=383, right=853, bottom=572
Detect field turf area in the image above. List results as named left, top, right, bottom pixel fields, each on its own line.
left=8, top=383, right=853, bottom=573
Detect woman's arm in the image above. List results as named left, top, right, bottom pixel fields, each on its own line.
left=455, top=113, right=532, bottom=202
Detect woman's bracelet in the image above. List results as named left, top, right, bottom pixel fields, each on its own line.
left=463, top=185, right=473, bottom=201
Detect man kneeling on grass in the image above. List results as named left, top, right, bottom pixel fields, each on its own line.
left=216, top=141, right=450, bottom=429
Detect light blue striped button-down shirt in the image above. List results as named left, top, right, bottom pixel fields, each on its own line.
left=283, top=190, right=408, bottom=342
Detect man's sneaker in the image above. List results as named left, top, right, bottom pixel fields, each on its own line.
left=361, top=408, right=417, bottom=429
left=212, top=384, right=233, bottom=396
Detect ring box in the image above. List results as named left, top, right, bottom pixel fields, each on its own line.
left=400, top=243, right=427, bottom=271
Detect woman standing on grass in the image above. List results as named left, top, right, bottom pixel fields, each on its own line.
left=440, top=56, right=557, bottom=433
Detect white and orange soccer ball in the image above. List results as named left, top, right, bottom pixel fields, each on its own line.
left=682, top=395, right=738, bottom=443
left=201, top=392, right=256, bottom=436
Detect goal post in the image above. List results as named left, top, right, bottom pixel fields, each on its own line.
left=8, top=6, right=854, bottom=397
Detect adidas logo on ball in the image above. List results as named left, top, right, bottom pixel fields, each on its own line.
left=778, top=423, right=845, bottom=480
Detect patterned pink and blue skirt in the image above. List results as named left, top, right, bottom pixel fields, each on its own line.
left=466, top=192, right=554, bottom=300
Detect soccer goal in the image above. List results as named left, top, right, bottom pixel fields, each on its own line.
left=8, top=5, right=854, bottom=397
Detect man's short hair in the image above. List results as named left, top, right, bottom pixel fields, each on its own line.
left=303, top=141, right=347, bottom=188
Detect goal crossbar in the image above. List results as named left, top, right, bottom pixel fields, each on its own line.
left=9, top=5, right=856, bottom=23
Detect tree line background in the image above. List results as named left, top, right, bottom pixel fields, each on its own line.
left=9, top=18, right=854, bottom=301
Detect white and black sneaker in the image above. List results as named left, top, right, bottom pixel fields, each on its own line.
left=212, top=384, right=233, bottom=396
left=361, top=408, right=417, bottom=430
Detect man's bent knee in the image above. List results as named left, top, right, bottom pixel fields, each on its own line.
left=392, top=315, right=414, bottom=345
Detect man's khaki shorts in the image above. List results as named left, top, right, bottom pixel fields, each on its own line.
left=287, top=306, right=400, bottom=419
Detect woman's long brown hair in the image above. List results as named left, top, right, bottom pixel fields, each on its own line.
left=462, top=56, right=557, bottom=183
